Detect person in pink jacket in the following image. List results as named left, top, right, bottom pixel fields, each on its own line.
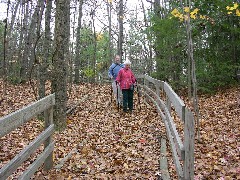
left=116, top=59, right=136, bottom=113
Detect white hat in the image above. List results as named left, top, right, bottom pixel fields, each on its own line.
left=124, top=59, right=131, bottom=65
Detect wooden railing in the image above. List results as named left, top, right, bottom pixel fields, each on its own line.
left=137, top=75, right=194, bottom=180
left=0, top=94, right=55, bottom=179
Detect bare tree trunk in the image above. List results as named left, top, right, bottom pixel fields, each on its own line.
left=106, top=0, right=112, bottom=64
left=2, top=0, right=10, bottom=97
left=69, top=0, right=77, bottom=93
left=74, top=0, right=84, bottom=84
left=118, top=0, right=124, bottom=61
left=64, top=0, right=71, bottom=89
left=141, top=0, right=153, bottom=74
left=91, top=8, right=97, bottom=83
left=52, top=0, right=70, bottom=131
left=17, top=0, right=29, bottom=81
left=6, top=0, right=20, bottom=77
left=180, top=0, right=200, bottom=141
left=39, top=0, right=52, bottom=100
left=20, top=0, right=43, bottom=82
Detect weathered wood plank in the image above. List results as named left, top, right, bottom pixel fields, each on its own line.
left=0, top=94, right=55, bottom=137
left=164, top=82, right=185, bottom=121
left=184, top=108, right=195, bottom=180
left=159, top=138, right=171, bottom=180
left=19, top=142, right=55, bottom=180
left=138, top=76, right=195, bottom=179
left=44, top=106, right=54, bottom=171
left=140, top=84, right=184, bottom=159
left=0, top=125, right=54, bottom=179
left=164, top=120, right=183, bottom=179
left=165, top=107, right=185, bottom=160
left=139, top=84, right=166, bottom=110
left=136, top=74, right=145, bottom=79
left=141, top=90, right=165, bottom=120
left=144, top=75, right=164, bottom=89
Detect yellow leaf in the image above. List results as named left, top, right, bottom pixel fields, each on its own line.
left=228, top=11, right=233, bottom=14
left=184, top=7, right=190, bottom=13
left=226, top=6, right=230, bottom=10
left=192, top=8, right=199, bottom=14
left=96, top=33, right=103, bottom=41
left=67, top=119, right=71, bottom=124
left=108, top=0, right=112, bottom=3
left=171, top=8, right=179, bottom=16
left=123, top=163, right=128, bottom=169
left=200, top=15, right=206, bottom=19
left=236, top=9, right=240, bottom=16
left=190, top=14, right=196, bottom=19
left=233, top=3, right=239, bottom=9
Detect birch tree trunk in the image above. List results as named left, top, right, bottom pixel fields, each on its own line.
left=52, top=0, right=70, bottom=130
left=74, top=0, right=84, bottom=84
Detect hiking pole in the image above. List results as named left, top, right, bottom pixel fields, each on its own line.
left=116, top=81, right=120, bottom=111
left=110, top=80, right=113, bottom=103
left=136, top=80, right=141, bottom=111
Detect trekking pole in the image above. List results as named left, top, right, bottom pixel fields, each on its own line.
left=110, top=80, right=113, bottom=103
left=136, top=80, right=141, bottom=111
left=116, top=81, right=120, bottom=111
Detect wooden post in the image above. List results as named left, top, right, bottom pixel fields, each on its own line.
left=155, top=83, right=160, bottom=97
left=44, top=105, right=54, bottom=170
left=184, top=108, right=194, bottom=179
left=144, top=74, right=149, bottom=87
left=166, top=97, right=171, bottom=113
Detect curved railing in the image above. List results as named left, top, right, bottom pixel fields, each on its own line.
left=137, top=74, right=194, bottom=180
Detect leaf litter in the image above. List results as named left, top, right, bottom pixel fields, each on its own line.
left=0, top=80, right=239, bottom=179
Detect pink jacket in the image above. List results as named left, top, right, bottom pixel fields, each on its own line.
left=116, top=67, right=136, bottom=90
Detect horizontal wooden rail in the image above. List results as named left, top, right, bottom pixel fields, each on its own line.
left=164, top=82, right=185, bottom=121
left=140, top=89, right=184, bottom=179
left=19, top=141, right=55, bottom=180
left=0, top=94, right=55, bottom=137
left=139, top=84, right=185, bottom=159
left=0, top=125, right=54, bottom=179
left=0, top=94, right=55, bottom=179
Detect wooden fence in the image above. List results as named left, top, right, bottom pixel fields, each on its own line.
left=0, top=94, right=55, bottom=180
left=137, top=75, right=194, bottom=180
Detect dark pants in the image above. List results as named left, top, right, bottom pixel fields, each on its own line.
left=122, top=89, right=134, bottom=112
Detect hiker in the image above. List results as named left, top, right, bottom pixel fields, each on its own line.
left=108, top=55, right=124, bottom=106
left=116, top=59, right=136, bottom=113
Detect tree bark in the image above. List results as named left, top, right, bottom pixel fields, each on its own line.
left=74, top=0, right=84, bottom=84
left=51, top=0, right=70, bottom=131
left=106, top=0, right=113, bottom=64
left=39, top=0, right=52, bottom=100
left=118, top=0, right=124, bottom=61
left=20, top=0, right=43, bottom=82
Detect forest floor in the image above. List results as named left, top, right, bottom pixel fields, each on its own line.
left=0, top=80, right=239, bottom=179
